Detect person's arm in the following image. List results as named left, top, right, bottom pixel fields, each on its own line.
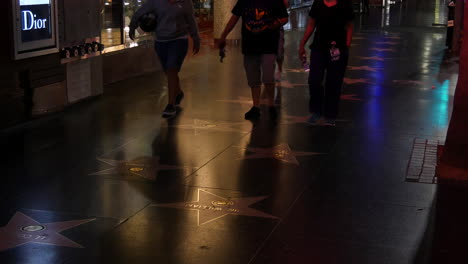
left=298, top=18, right=316, bottom=59
left=345, top=21, right=354, bottom=47
left=185, top=0, right=201, bottom=54
left=217, top=15, right=240, bottom=50
left=129, top=1, right=155, bottom=40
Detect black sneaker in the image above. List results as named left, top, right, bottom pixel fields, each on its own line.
left=244, top=106, right=261, bottom=120
left=162, top=104, right=176, bottom=118
left=269, top=106, right=278, bottom=120
left=175, top=91, right=184, bottom=106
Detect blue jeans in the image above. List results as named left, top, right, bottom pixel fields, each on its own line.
left=308, top=47, right=349, bottom=119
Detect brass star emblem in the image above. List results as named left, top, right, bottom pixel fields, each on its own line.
left=242, top=143, right=323, bottom=165
left=0, top=212, right=94, bottom=251
left=90, top=157, right=190, bottom=181
left=152, top=189, right=279, bottom=225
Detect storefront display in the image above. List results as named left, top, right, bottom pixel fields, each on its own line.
left=11, top=0, right=59, bottom=60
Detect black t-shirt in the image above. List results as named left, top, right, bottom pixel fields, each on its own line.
left=309, top=0, right=354, bottom=50
left=232, top=0, right=289, bottom=55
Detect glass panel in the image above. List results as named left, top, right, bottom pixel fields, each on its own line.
left=101, top=0, right=123, bottom=47
left=193, top=0, right=213, bottom=30
left=124, top=0, right=153, bottom=47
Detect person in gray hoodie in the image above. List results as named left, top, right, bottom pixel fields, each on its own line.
left=129, top=0, right=201, bottom=118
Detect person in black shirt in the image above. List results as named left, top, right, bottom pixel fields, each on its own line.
left=217, top=0, right=289, bottom=120
left=298, top=0, right=354, bottom=126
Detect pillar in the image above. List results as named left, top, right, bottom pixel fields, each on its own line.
left=214, top=0, right=241, bottom=41
left=437, top=1, right=468, bottom=183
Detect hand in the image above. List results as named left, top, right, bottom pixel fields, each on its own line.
left=193, top=39, right=200, bottom=55
left=216, top=38, right=226, bottom=51
left=129, top=27, right=136, bottom=41
left=298, top=45, right=306, bottom=60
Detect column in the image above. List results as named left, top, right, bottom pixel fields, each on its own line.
left=214, top=0, right=241, bottom=41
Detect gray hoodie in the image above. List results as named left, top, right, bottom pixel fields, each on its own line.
left=130, top=0, right=200, bottom=42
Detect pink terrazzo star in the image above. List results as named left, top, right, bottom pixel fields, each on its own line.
left=0, top=212, right=94, bottom=251
left=153, top=189, right=279, bottom=225
left=243, top=143, right=323, bottom=165
left=90, top=157, right=190, bottom=181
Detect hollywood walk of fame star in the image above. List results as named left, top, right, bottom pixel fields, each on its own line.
left=90, top=156, right=191, bottom=181
left=351, top=36, right=366, bottom=40
left=341, top=94, right=362, bottom=101
left=0, top=212, right=95, bottom=251
left=242, top=143, right=323, bottom=165
left=375, top=41, right=399, bottom=45
left=371, top=47, right=396, bottom=52
left=355, top=56, right=385, bottom=61
left=343, top=78, right=375, bottom=85
left=218, top=96, right=279, bottom=107
left=152, top=189, right=279, bottom=225
left=347, top=66, right=380, bottom=72
left=392, top=80, right=426, bottom=85
left=172, top=119, right=252, bottom=134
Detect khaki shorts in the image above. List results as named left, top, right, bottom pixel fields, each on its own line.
left=243, top=54, right=277, bottom=87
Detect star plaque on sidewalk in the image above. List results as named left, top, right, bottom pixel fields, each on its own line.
left=153, top=189, right=279, bottom=225
left=242, top=143, right=323, bottom=165
left=172, top=119, right=251, bottom=133
left=344, top=78, right=375, bottom=85
left=0, top=212, right=94, bottom=251
left=90, top=156, right=190, bottom=181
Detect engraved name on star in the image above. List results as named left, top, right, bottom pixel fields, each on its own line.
left=0, top=212, right=94, bottom=251
left=172, top=119, right=252, bottom=133
left=90, top=157, right=190, bottom=181
left=242, top=143, right=323, bottom=165
left=152, top=189, right=279, bottom=225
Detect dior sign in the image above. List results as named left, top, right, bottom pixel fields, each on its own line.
left=22, top=10, right=48, bottom=30
left=19, top=0, right=52, bottom=42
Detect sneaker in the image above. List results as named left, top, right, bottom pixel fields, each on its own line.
left=269, top=106, right=278, bottom=120
left=244, top=106, right=261, bottom=120
left=175, top=91, right=184, bottom=106
left=306, top=113, right=322, bottom=126
left=162, top=104, right=176, bottom=118
left=323, top=118, right=336, bottom=126
left=275, top=71, right=282, bottom=82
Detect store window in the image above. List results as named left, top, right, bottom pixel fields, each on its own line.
left=101, top=0, right=124, bottom=48
left=124, top=0, right=153, bottom=47
left=193, top=0, right=213, bottom=30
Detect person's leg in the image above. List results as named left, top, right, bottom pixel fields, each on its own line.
left=169, top=39, right=188, bottom=106
left=275, top=27, right=285, bottom=81
left=261, top=54, right=277, bottom=107
left=324, top=48, right=349, bottom=123
left=244, top=55, right=262, bottom=119
left=308, top=48, right=327, bottom=116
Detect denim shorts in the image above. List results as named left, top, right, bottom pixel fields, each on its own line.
left=154, top=38, right=188, bottom=71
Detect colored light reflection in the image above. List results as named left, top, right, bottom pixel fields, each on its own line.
left=431, top=79, right=450, bottom=127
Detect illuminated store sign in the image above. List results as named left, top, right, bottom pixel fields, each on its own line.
left=12, top=0, right=58, bottom=59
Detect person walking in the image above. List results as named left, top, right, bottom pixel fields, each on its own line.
left=129, top=0, right=201, bottom=118
left=217, top=0, right=289, bottom=120
left=275, top=0, right=291, bottom=82
left=298, top=0, right=354, bottom=126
